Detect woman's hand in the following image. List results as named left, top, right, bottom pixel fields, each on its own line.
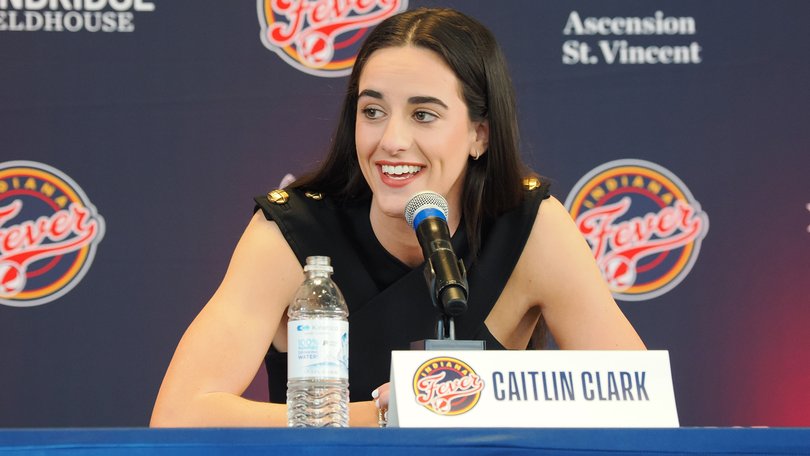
left=346, top=384, right=390, bottom=427
left=371, top=382, right=390, bottom=427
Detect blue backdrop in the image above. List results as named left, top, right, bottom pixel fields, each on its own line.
left=1, top=0, right=808, bottom=427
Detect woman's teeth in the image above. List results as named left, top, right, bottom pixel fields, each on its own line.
left=381, top=164, right=421, bottom=179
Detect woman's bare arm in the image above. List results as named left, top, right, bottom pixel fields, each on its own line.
left=526, top=197, right=645, bottom=350
left=150, top=212, right=379, bottom=427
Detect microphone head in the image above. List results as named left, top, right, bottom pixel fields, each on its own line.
left=404, top=191, right=449, bottom=230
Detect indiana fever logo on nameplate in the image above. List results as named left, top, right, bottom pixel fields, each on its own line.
left=257, top=0, right=408, bottom=77
left=412, top=356, right=484, bottom=416
left=0, top=161, right=105, bottom=307
left=565, top=159, right=709, bottom=301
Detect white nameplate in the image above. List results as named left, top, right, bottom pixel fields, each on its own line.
left=388, top=350, right=678, bottom=428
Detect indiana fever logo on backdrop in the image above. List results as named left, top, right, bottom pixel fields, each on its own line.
left=257, top=0, right=408, bottom=77
left=565, top=159, right=709, bottom=301
left=0, top=161, right=105, bottom=308
left=413, top=357, right=484, bottom=416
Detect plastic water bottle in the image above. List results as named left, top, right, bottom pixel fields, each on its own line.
left=287, top=256, right=349, bottom=427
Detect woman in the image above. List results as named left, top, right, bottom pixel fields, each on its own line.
left=151, top=7, right=645, bottom=428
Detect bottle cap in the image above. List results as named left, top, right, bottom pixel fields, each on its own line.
left=304, top=255, right=333, bottom=273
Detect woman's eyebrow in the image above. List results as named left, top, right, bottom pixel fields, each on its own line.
left=357, top=90, right=448, bottom=109
left=408, top=96, right=448, bottom=109
left=358, top=89, right=383, bottom=99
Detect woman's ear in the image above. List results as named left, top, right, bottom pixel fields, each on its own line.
left=473, top=120, right=490, bottom=158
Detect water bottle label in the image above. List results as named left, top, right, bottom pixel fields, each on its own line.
left=288, top=319, right=349, bottom=380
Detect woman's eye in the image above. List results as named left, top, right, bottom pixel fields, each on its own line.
left=362, top=107, right=384, bottom=119
left=414, top=111, right=438, bottom=122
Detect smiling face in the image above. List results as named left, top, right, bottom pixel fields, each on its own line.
left=355, top=45, right=488, bottom=228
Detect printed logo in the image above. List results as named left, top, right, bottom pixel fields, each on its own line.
left=561, top=10, right=702, bottom=65
left=0, top=161, right=105, bottom=307
left=257, top=0, right=408, bottom=77
left=413, top=356, right=484, bottom=416
left=564, top=159, right=709, bottom=301
left=0, top=0, right=156, bottom=33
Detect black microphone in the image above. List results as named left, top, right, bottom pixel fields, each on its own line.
left=404, top=191, right=468, bottom=317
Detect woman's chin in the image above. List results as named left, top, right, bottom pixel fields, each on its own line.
left=371, top=197, right=410, bottom=222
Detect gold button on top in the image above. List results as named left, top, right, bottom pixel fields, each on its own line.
left=522, top=176, right=541, bottom=191
left=304, top=191, right=323, bottom=200
left=267, top=189, right=289, bottom=204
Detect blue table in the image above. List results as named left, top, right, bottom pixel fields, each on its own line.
left=1, top=428, right=809, bottom=455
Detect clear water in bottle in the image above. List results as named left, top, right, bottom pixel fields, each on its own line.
left=287, top=256, right=349, bottom=427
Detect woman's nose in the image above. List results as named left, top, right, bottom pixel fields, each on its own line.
left=379, top=115, right=411, bottom=155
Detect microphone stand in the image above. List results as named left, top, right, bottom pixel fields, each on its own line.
left=410, top=257, right=486, bottom=351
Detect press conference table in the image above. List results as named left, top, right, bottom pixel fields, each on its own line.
left=1, top=428, right=809, bottom=455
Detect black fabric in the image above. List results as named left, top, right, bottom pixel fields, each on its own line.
left=254, top=183, right=550, bottom=404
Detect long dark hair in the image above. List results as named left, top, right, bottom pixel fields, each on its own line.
left=293, top=7, right=531, bottom=260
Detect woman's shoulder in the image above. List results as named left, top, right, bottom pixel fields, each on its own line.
left=492, top=176, right=551, bottom=228
left=250, top=187, right=369, bottom=271
left=518, top=176, right=551, bottom=214
left=253, top=187, right=332, bottom=222
left=528, top=186, right=581, bottom=255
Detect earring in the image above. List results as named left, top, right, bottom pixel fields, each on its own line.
left=472, top=148, right=480, bottom=161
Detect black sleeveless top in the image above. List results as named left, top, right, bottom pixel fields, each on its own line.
left=254, top=182, right=550, bottom=403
